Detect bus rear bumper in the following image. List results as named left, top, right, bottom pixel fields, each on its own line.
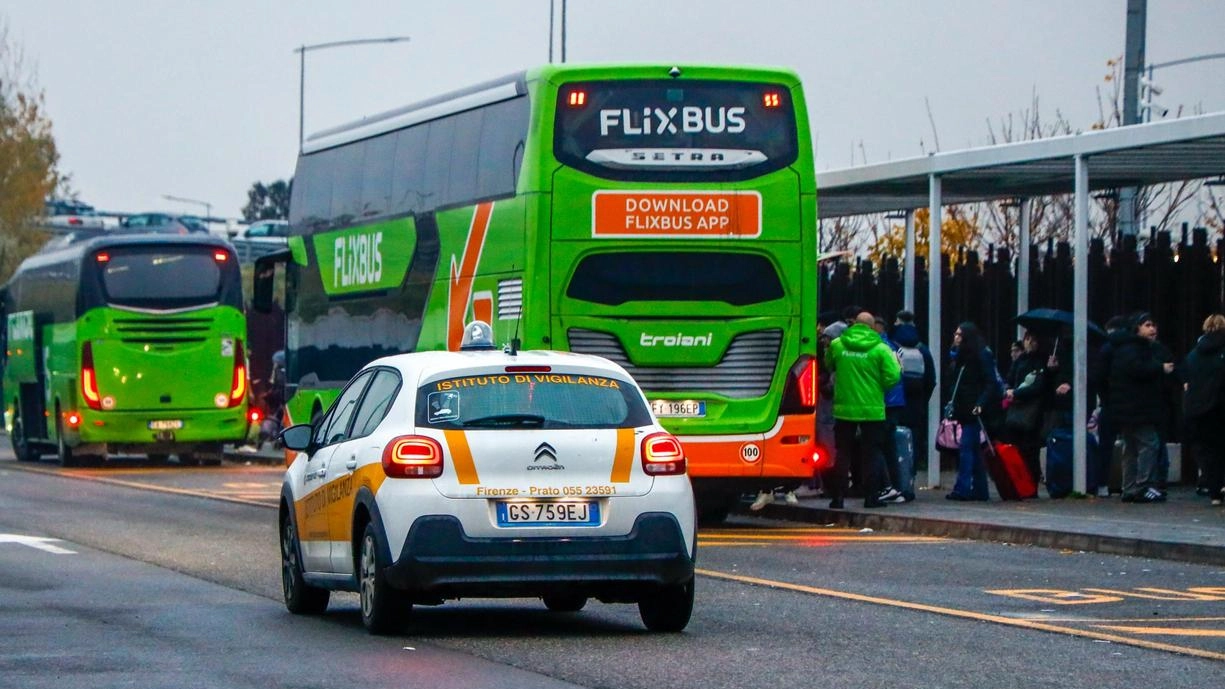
left=72, top=408, right=249, bottom=448
left=678, top=413, right=820, bottom=480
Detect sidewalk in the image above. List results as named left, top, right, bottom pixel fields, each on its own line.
left=739, top=472, right=1225, bottom=566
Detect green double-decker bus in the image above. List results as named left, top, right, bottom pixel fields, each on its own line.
left=3, top=235, right=251, bottom=466
left=256, top=64, right=819, bottom=519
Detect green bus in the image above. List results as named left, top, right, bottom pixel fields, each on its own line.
left=256, top=63, right=820, bottom=519
left=3, top=235, right=252, bottom=466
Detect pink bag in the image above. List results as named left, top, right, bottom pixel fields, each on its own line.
left=935, top=417, right=987, bottom=451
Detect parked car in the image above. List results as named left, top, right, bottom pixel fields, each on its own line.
left=44, top=199, right=107, bottom=229
left=119, top=213, right=209, bottom=235
left=38, top=227, right=112, bottom=252
left=277, top=321, right=697, bottom=635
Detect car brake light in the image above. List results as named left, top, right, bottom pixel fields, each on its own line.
left=641, top=432, right=686, bottom=476
left=214, top=251, right=229, bottom=262
left=504, top=366, right=551, bottom=373
left=229, top=340, right=246, bottom=407
left=81, top=342, right=102, bottom=410
left=383, top=435, right=444, bottom=478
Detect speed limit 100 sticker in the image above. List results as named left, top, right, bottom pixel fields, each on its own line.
left=740, top=443, right=762, bottom=463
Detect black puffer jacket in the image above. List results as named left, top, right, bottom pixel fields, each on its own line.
left=1181, top=329, right=1225, bottom=438
left=1105, top=330, right=1168, bottom=426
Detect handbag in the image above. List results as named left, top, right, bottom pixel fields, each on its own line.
left=936, top=366, right=966, bottom=451
left=1004, top=398, right=1043, bottom=434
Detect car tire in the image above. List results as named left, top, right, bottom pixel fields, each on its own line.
left=280, top=512, right=329, bottom=615
left=542, top=593, right=588, bottom=613
left=638, top=577, right=694, bottom=632
left=12, top=415, right=41, bottom=463
left=359, top=522, right=409, bottom=635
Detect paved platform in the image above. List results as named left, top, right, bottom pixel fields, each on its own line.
left=739, top=472, right=1225, bottom=566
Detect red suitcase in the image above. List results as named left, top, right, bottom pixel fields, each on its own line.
left=985, top=441, right=1038, bottom=500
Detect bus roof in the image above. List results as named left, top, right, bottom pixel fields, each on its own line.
left=301, top=63, right=803, bottom=155
left=7, top=233, right=236, bottom=282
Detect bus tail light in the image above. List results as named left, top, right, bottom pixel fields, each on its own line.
left=65, top=411, right=82, bottom=428
left=641, top=432, right=686, bottom=476
left=383, top=435, right=444, bottom=478
left=780, top=355, right=817, bottom=414
left=81, top=342, right=102, bottom=410
left=249, top=408, right=263, bottom=424
left=228, top=340, right=247, bottom=407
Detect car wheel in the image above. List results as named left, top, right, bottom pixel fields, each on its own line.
left=542, top=593, right=588, bottom=612
left=12, top=415, right=40, bottom=463
left=359, top=522, right=409, bottom=635
left=56, top=413, right=80, bottom=468
left=280, top=512, right=329, bottom=614
left=638, top=577, right=694, bottom=632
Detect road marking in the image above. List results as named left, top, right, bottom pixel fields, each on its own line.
left=700, top=527, right=949, bottom=547
left=696, top=568, right=1225, bottom=663
left=1093, top=625, right=1225, bottom=637
left=6, top=463, right=278, bottom=508
left=0, top=534, right=76, bottom=554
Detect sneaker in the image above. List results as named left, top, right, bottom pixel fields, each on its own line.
left=877, top=487, right=903, bottom=503
left=783, top=491, right=799, bottom=505
left=749, top=491, right=774, bottom=511
left=1137, top=487, right=1167, bottom=503
left=1211, top=498, right=1223, bottom=506
left=1095, top=485, right=1110, bottom=498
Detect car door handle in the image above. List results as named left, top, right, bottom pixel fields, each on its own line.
left=345, top=457, right=358, bottom=471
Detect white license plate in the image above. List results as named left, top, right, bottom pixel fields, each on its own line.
left=651, top=399, right=706, bottom=417
left=496, top=501, right=599, bottom=527
left=147, top=420, right=184, bottom=430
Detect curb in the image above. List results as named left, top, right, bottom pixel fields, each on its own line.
left=736, top=503, right=1225, bottom=567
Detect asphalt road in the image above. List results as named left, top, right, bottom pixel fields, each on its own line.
left=2, top=447, right=1223, bottom=688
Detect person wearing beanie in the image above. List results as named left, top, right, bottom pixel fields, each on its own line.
left=1107, top=312, right=1175, bottom=503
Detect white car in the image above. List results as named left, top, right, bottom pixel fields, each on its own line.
left=277, top=322, right=697, bottom=634
left=232, top=219, right=288, bottom=243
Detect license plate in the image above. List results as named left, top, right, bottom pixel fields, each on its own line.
left=651, top=399, right=706, bottom=417
left=147, top=420, right=184, bottom=430
left=496, top=501, right=599, bottom=527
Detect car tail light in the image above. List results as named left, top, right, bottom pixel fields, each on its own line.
left=383, top=435, right=444, bottom=478
left=641, top=432, right=686, bottom=476
left=780, top=354, right=817, bottom=414
left=81, top=342, right=102, bottom=410
left=229, top=340, right=246, bottom=407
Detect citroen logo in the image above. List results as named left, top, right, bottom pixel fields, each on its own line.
left=534, top=442, right=557, bottom=463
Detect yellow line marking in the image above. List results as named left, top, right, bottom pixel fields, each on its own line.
left=700, top=534, right=948, bottom=542
left=1093, top=626, right=1225, bottom=637
left=696, top=568, right=1225, bottom=662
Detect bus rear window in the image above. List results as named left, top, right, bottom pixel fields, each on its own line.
left=554, top=79, right=797, bottom=182
left=566, top=252, right=784, bottom=306
left=97, top=248, right=228, bottom=309
left=416, top=373, right=652, bottom=429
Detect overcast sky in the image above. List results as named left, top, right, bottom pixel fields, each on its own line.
left=2, top=0, right=1223, bottom=220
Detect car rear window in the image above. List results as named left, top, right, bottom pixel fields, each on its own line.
left=415, top=371, right=652, bottom=429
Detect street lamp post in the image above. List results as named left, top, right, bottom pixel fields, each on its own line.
left=294, top=36, right=411, bottom=152
left=162, top=194, right=212, bottom=223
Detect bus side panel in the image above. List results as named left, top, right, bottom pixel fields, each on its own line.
left=418, top=198, right=528, bottom=351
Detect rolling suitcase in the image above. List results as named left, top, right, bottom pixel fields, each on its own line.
left=981, top=424, right=1038, bottom=500
left=895, top=425, right=915, bottom=498
left=1045, top=428, right=1074, bottom=498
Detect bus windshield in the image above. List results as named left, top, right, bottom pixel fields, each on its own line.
left=95, top=247, right=233, bottom=310
left=554, top=79, right=797, bottom=182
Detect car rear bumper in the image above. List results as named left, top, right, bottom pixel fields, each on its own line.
left=385, top=512, right=694, bottom=599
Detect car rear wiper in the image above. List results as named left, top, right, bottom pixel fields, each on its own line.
left=462, top=414, right=546, bottom=428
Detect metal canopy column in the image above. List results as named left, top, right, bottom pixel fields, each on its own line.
left=904, top=211, right=916, bottom=313
left=927, top=175, right=943, bottom=489
left=1073, top=155, right=1089, bottom=494
left=1017, top=198, right=1031, bottom=338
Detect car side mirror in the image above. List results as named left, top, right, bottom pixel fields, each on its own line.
left=280, top=424, right=314, bottom=452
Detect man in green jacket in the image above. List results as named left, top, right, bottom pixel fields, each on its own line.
left=825, top=312, right=903, bottom=508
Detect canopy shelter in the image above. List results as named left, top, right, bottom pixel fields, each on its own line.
left=815, top=112, right=1225, bottom=493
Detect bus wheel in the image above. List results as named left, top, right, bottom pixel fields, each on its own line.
left=55, top=414, right=80, bottom=468
left=12, top=416, right=41, bottom=463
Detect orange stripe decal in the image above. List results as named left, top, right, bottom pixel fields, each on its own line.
left=443, top=429, right=480, bottom=484
left=447, top=202, right=495, bottom=351
left=610, top=428, right=635, bottom=483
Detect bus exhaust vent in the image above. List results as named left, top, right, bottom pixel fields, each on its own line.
left=567, top=328, right=781, bottom=398
left=113, top=317, right=212, bottom=344
left=498, top=279, right=523, bottom=320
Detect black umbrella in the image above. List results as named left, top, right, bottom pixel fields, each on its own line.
left=1014, top=308, right=1107, bottom=339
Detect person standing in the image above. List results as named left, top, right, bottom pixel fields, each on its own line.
left=873, top=316, right=909, bottom=503
left=1109, top=312, right=1176, bottom=503
left=891, top=313, right=937, bottom=482
left=944, top=322, right=1001, bottom=501
left=1002, top=330, right=1048, bottom=485
left=1089, top=315, right=1130, bottom=496
left=824, top=312, right=902, bottom=509
left=1181, top=314, right=1225, bottom=506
